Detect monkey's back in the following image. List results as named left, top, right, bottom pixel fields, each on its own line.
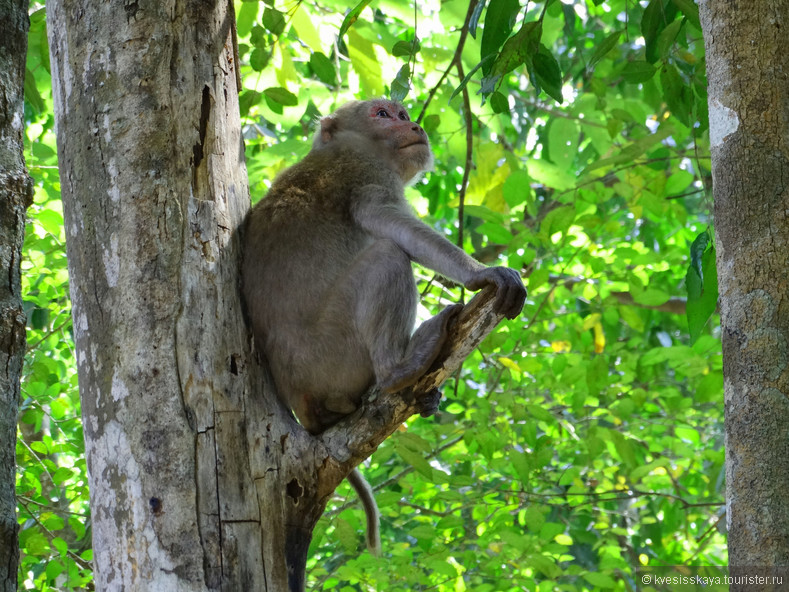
left=242, top=145, right=404, bottom=334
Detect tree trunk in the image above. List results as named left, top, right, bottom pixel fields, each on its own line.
left=0, top=1, right=32, bottom=590
left=700, top=0, right=789, bottom=579
left=45, top=1, right=298, bottom=589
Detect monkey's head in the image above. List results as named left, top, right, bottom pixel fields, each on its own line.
left=313, top=99, right=434, bottom=183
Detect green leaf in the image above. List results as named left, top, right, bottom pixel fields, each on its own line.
left=392, top=40, right=420, bottom=58
left=686, top=234, right=718, bottom=344
left=633, top=289, right=670, bottom=306
left=333, top=518, right=359, bottom=552
left=502, top=169, right=531, bottom=207
left=390, top=65, right=410, bottom=103
left=490, top=21, right=541, bottom=80
left=250, top=49, right=270, bottom=72
left=42, top=513, right=65, bottom=531
left=397, top=446, right=434, bottom=479
left=338, top=0, right=373, bottom=42
left=347, top=28, right=384, bottom=97
left=661, top=64, right=693, bottom=126
left=583, top=571, right=617, bottom=588
left=239, top=90, right=262, bottom=116
left=548, top=118, right=579, bottom=169
left=532, top=44, right=563, bottom=103
left=490, top=91, right=509, bottom=113
left=262, top=7, right=286, bottom=36
left=24, top=68, right=45, bottom=114
left=588, top=30, right=622, bottom=70
left=309, top=52, right=336, bottom=86
left=527, top=158, right=576, bottom=190
left=621, top=60, right=657, bottom=83
left=46, top=559, right=65, bottom=580
left=263, top=87, right=298, bottom=107
left=469, top=0, right=488, bottom=39
left=236, top=1, right=258, bottom=37
left=35, top=209, right=64, bottom=236
left=481, top=0, right=520, bottom=74
left=642, top=0, right=679, bottom=63
left=689, top=229, right=710, bottom=277
left=656, top=18, right=683, bottom=59
left=421, top=113, right=440, bottom=135
left=477, top=222, right=514, bottom=244
left=450, top=55, right=494, bottom=101
left=672, top=0, right=701, bottom=29
left=586, top=355, right=608, bottom=396
left=51, top=537, right=68, bottom=556
left=540, top=205, right=575, bottom=240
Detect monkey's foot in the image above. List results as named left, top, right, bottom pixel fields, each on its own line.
left=379, top=303, right=463, bottom=394
left=417, top=388, right=442, bottom=417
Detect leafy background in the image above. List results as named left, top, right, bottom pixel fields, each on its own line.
left=18, top=0, right=724, bottom=590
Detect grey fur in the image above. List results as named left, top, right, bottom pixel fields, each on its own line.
left=242, top=100, right=526, bottom=553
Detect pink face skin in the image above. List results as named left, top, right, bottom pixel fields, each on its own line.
left=365, top=100, right=427, bottom=147
left=364, top=100, right=433, bottom=182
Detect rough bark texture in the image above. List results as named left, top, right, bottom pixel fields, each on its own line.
left=700, top=0, right=789, bottom=578
left=46, top=0, right=282, bottom=589
left=47, top=2, right=514, bottom=590
left=0, top=1, right=32, bottom=590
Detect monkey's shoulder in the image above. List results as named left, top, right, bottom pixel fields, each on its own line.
left=260, top=147, right=401, bottom=214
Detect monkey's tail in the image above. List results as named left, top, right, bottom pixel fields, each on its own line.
left=347, top=467, right=381, bottom=556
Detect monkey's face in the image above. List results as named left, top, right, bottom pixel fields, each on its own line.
left=363, top=100, right=434, bottom=183
left=315, top=99, right=435, bottom=183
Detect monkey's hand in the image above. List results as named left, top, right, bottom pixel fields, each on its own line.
left=465, top=267, right=526, bottom=319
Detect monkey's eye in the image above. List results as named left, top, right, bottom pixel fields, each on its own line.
left=398, top=111, right=408, bottom=121
left=376, top=109, right=389, bottom=118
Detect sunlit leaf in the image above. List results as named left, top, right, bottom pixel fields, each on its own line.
left=390, top=65, right=411, bottom=102
left=480, top=0, right=520, bottom=74
left=309, top=52, right=336, bottom=86
left=262, top=7, right=286, bottom=36
left=263, top=87, right=298, bottom=107
left=338, top=0, right=373, bottom=42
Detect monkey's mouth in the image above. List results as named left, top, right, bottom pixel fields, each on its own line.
left=400, top=141, right=428, bottom=149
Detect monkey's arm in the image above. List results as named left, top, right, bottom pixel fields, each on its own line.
left=353, top=187, right=526, bottom=318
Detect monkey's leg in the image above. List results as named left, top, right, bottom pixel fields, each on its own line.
left=331, top=238, right=461, bottom=392
left=377, top=303, right=463, bottom=394
left=308, top=239, right=460, bottom=422
left=291, top=238, right=417, bottom=426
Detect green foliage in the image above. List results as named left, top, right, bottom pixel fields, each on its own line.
left=18, top=7, right=92, bottom=589
left=686, top=231, right=718, bottom=344
left=19, top=0, right=723, bottom=590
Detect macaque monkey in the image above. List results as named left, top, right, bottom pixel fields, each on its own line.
left=242, top=99, right=526, bottom=554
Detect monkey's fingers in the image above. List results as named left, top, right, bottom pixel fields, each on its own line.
left=466, top=267, right=526, bottom=319
left=417, top=388, right=442, bottom=417
left=496, top=279, right=527, bottom=319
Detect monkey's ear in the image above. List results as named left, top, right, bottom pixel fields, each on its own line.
left=314, top=115, right=339, bottom=148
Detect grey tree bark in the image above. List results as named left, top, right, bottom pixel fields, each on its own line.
left=700, top=0, right=789, bottom=581
left=0, top=1, right=32, bottom=590
left=47, top=0, right=284, bottom=588
left=47, top=1, right=512, bottom=590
